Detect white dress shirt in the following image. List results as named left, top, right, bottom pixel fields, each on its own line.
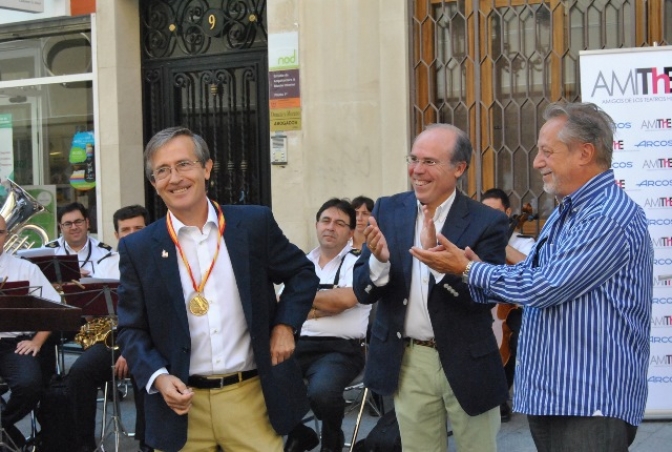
left=147, top=203, right=255, bottom=392
left=301, top=245, right=371, bottom=339
left=172, top=203, right=255, bottom=376
left=368, top=192, right=456, bottom=340
left=509, top=231, right=535, bottom=256
left=47, top=236, right=112, bottom=277
left=95, top=252, right=120, bottom=280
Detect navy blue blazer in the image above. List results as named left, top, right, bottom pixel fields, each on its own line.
left=353, top=191, right=509, bottom=416
left=117, top=204, right=318, bottom=451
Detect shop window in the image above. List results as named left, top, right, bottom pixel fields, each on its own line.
left=0, top=31, right=95, bottom=239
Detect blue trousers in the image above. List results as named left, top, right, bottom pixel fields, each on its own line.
left=294, top=337, right=364, bottom=444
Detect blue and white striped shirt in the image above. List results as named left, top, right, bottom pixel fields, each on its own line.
left=468, top=170, right=653, bottom=425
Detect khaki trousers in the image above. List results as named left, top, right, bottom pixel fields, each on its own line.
left=394, top=343, right=500, bottom=452
left=166, top=375, right=283, bottom=452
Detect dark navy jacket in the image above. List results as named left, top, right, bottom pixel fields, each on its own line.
left=118, top=205, right=318, bottom=451
left=353, top=190, right=509, bottom=416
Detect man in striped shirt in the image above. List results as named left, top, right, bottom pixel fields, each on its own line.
left=411, top=102, right=653, bottom=452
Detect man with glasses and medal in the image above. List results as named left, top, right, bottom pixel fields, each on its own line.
left=42, top=202, right=113, bottom=277
left=117, top=127, right=319, bottom=452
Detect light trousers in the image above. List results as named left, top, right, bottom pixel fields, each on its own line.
left=167, top=376, right=283, bottom=452
left=394, top=342, right=500, bottom=452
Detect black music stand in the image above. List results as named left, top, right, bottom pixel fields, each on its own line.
left=61, top=281, right=129, bottom=452
left=0, top=280, right=38, bottom=297
left=0, top=295, right=81, bottom=452
left=23, top=255, right=81, bottom=285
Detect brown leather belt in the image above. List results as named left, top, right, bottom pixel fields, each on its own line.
left=187, top=369, right=258, bottom=390
left=404, top=337, right=437, bottom=349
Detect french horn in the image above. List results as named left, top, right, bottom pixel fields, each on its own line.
left=0, top=179, right=49, bottom=253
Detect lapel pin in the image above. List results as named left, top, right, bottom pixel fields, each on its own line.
left=162, top=250, right=169, bottom=258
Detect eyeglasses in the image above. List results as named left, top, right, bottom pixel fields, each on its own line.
left=405, top=155, right=449, bottom=167
left=152, top=160, right=202, bottom=181
left=318, top=218, right=351, bottom=229
left=61, top=219, right=86, bottom=229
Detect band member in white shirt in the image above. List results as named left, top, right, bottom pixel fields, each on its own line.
left=0, top=214, right=61, bottom=449
left=43, top=202, right=112, bottom=277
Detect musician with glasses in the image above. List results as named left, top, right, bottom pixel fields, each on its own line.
left=353, top=124, right=509, bottom=452
left=43, top=202, right=112, bottom=278
left=410, top=103, right=653, bottom=451
left=284, top=198, right=371, bottom=452
left=0, top=214, right=61, bottom=449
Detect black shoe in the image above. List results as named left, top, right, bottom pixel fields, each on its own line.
left=138, top=444, right=154, bottom=452
left=285, top=424, right=319, bottom=452
left=500, top=401, right=512, bottom=423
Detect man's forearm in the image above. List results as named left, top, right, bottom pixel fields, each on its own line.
left=312, top=287, right=358, bottom=314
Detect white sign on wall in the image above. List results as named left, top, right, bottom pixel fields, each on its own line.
left=0, top=0, right=69, bottom=25
left=0, top=0, right=44, bottom=13
left=581, top=46, right=672, bottom=420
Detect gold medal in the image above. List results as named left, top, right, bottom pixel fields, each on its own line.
left=167, top=201, right=226, bottom=317
left=189, top=293, right=209, bottom=316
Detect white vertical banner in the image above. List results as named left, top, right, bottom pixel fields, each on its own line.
left=0, top=114, right=14, bottom=181
left=581, top=46, right=672, bottom=419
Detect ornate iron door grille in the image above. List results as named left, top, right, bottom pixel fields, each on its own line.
left=140, top=0, right=269, bottom=219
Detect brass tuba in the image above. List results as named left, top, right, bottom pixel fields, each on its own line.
left=0, top=179, right=49, bottom=253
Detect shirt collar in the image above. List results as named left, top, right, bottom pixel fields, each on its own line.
left=308, top=243, right=353, bottom=266
left=63, top=236, right=90, bottom=254
left=560, top=169, right=615, bottom=214
left=170, top=200, right=218, bottom=234
left=416, top=190, right=456, bottom=224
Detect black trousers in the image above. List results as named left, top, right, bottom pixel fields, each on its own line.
left=0, top=336, right=44, bottom=446
left=66, top=343, right=148, bottom=449
left=528, top=415, right=638, bottom=452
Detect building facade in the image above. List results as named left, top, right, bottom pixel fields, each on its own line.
left=0, top=0, right=670, bottom=250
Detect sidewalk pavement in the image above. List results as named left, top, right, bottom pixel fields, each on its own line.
left=13, top=352, right=672, bottom=451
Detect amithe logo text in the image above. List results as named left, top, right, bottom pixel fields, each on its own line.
left=591, top=66, right=672, bottom=97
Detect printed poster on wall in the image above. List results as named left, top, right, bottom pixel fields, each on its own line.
left=69, top=131, right=96, bottom=191
left=581, top=46, right=672, bottom=419
left=268, top=31, right=301, bottom=132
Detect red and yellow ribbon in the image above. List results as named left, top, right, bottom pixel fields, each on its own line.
left=166, top=200, right=225, bottom=298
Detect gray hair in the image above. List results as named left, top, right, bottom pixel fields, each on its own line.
left=543, top=102, right=615, bottom=169
left=144, top=127, right=210, bottom=180
left=419, top=123, right=472, bottom=170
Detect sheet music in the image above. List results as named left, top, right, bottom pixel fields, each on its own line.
left=79, top=277, right=120, bottom=284
left=17, top=247, right=56, bottom=258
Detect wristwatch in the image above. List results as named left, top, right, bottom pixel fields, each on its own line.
left=462, top=261, right=474, bottom=284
